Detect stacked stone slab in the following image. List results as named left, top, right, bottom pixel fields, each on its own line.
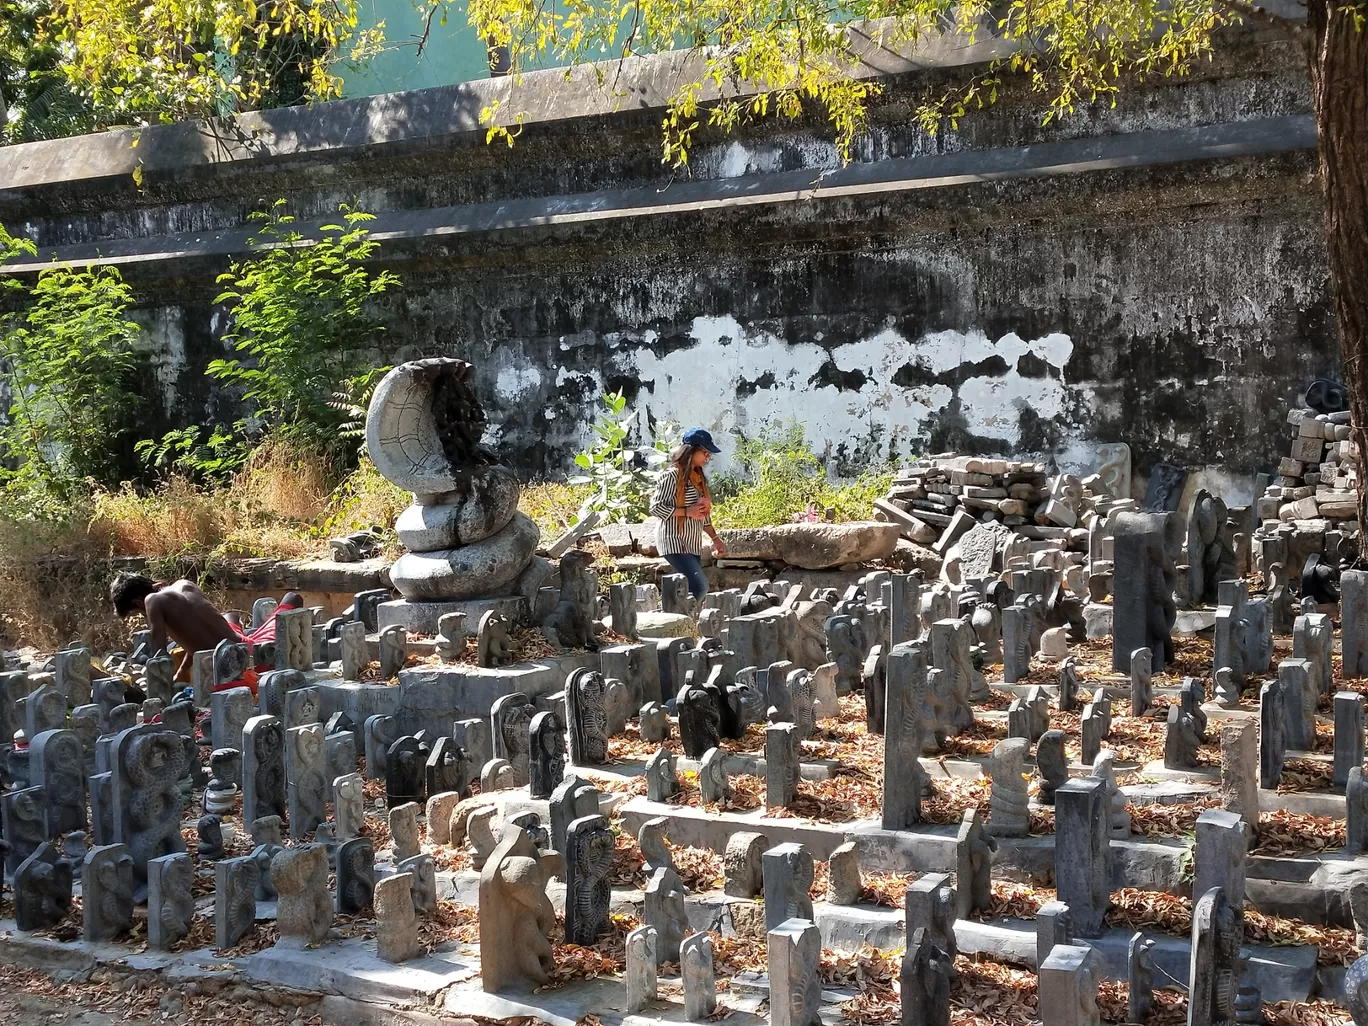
left=1253, top=406, right=1358, bottom=583
left=874, top=454, right=1135, bottom=588
left=364, top=358, right=548, bottom=631
left=1258, top=406, right=1358, bottom=525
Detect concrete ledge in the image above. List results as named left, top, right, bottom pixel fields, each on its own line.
left=0, top=930, right=100, bottom=972
left=377, top=596, right=525, bottom=635
left=246, top=940, right=477, bottom=1003
left=312, top=652, right=599, bottom=734
left=954, top=919, right=1318, bottom=1002
left=212, top=558, right=390, bottom=594
left=1247, top=853, right=1368, bottom=925
left=3, top=115, right=1319, bottom=274
left=0, top=21, right=1027, bottom=196
left=442, top=975, right=772, bottom=1026
left=618, top=798, right=1189, bottom=891
left=585, top=751, right=842, bottom=785
left=0, top=922, right=245, bottom=977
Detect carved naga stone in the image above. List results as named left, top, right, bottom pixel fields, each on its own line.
left=564, top=814, right=614, bottom=945
left=565, top=669, right=610, bottom=766
left=480, top=830, right=557, bottom=993
left=364, top=359, right=542, bottom=604
left=543, top=551, right=601, bottom=652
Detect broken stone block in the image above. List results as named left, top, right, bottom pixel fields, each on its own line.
left=1278, top=458, right=1305, bottom=478
left=1291, top=437, right=1325, bottom=464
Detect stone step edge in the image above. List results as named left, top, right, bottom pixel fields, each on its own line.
left=0, top=925, right=488, bottom=1026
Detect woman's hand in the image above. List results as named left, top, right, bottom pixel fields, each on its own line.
left=711, top=534, right=728, bottom=557
left=686, top=498, right=711, bottom=520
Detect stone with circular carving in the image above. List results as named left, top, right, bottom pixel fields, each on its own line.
left=389, top=512, right=541, bottom=601
left=395, top=466, right=520, bottom=551
left=365, top=358, right=496, bottom=494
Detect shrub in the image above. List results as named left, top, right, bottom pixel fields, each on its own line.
left=521, top=480, right=595, bottom=539
left=0, top=257, right=144, bottom=512
left=139, top=201, right=400, bottom=481
left=570, top=390, right=678, bottom=524
left=712, top=423, right=893, bottom=529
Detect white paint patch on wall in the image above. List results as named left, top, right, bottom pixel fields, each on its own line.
left=128, top=306, right=187, bottom=414
left=621, top=317, right=1086, bottom=474
left=494, top=362, right=541, bottom=402
left=1180, top=467, right=1257, bottom=512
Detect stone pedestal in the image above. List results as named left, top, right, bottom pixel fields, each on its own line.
left=310, top=652, right=601, bottom=737
left=378, top=596, right=527, bottom=635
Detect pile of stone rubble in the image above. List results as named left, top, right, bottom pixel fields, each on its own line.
left=1261, top=406, right=1359, bottom=526
left=1251, top=405, right=1360, bottom=594
left=872, top=455, right=1137, bottom=589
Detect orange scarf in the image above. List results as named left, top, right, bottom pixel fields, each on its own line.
left=674, top=464, right=709, bottom=514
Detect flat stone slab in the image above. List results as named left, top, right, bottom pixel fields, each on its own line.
left=954, top=918, right=1318, bottom=1003
left=617, top=798, right=1188, bottom=891
left=1082, top=605, right=1216, bottom=639
left=1121, top=781, right=1215, bottom=806
left=246, top=938, right=477, bottom=1002
left=1139, top=760, right=1221, bottom=783
left=635, top=611, right=696, bottom=638
left=717, top=521, right=901, bottom=569
left=1175, top=609, right=1217, bottom=634
left=378, top=596, right=525, bottom=635
left=0, top=922, right=235, bottom=974
left=211, top=557, right=389, bottom=593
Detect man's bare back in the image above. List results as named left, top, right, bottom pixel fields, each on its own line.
left=143, top=580, right=240, bottom=659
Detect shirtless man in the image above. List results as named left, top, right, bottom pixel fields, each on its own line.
left=109, top=573, right=241, bottom=683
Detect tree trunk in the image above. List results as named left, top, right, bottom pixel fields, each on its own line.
left=1307, top=0, right=1368, bottom=547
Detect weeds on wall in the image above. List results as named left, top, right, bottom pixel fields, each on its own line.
left=0, top=234, right=143, bottom=514
left=711, top=422, right=893, bottom=528
left=570, top=390, right=679, bottom=524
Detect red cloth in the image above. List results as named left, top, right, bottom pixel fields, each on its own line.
left=214, top=666, right=259, bottom=697
left=238, top=602, right=300, bottom=650
left=231, top=618, right=274, bottom=646
left=229, top=615, right=286, bottom=672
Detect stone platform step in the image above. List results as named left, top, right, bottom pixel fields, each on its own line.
left=311, top=651, right=599, bottom=735
left=955, top=918, right=1318, bottom=1003
left=444, top=975, right=769, bottom=1026
left=246, top=939, right=476, bottom=1003
left=614, top=797, right=1189, bottom=892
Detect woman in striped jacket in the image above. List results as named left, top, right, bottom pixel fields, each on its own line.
left=650, top=427, right=728, bottom=600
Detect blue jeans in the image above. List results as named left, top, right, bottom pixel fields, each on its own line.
left=663, top=552, right=709, bottom=600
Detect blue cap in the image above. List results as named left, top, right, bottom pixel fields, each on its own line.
left=682, top=427, right=721, bottom=454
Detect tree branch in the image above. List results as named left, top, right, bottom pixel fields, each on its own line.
left=611, top=0, right=643, bottom=92
left=1212, top=0, right=1309, bottom=41
left=415, top=2, right=439, bottom=58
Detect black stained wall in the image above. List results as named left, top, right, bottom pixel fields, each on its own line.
left=0, top=32, right=1336, bottom=489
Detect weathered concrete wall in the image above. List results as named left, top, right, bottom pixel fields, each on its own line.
left=0, top=30, right=1333, bottom=491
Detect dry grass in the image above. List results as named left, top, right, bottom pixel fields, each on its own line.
left=520, top=480, right=593, bottom=538
left=89, top=443, right=346, bottom=559
left=0, top=523, right=150, bottom=650
left=0, top=452, right=607, bottom=651
left=89, top=478, right=231, bottom=556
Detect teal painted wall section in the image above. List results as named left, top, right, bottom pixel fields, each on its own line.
left=341, top=0, right=629, bottom=96
left=342, top=0, right=492, bottom=96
